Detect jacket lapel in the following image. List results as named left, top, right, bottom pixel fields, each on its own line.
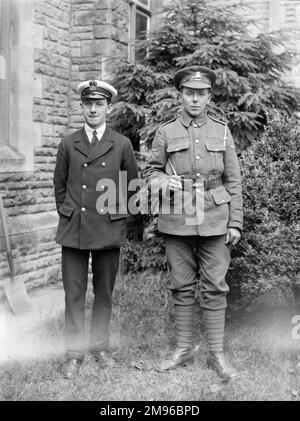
left=86, top=126, right=114, bottom=163
left=73, top=127, right=90, bottom=157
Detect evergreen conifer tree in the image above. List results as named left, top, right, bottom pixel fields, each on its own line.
left=110, top=0, right=300, bottom=151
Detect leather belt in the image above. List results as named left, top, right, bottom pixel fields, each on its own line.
left=181, top=176, right=223, bottom=191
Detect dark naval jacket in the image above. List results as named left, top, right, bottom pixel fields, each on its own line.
left=54, top=126, right=138, bottom=249
left=143, top=112, right=243, bottom=236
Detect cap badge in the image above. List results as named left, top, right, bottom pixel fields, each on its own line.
left=190, top=72, right=205, bottom=81
left=89, top=80, right=97, bottom=92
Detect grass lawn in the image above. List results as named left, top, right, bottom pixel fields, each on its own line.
left=0, top=270, right=300, bottom=401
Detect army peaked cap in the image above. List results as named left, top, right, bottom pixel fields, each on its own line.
left=77, top=79, right=117, bottom=100
left=174, top=66, right=217, bottom=91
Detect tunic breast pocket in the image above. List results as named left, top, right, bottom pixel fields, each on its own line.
left=166, top=137, right=190, bottom=175
left=205, top=137, right=226, bottom=172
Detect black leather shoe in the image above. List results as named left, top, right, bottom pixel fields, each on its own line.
left=156, top=347, right=195, bottom=372
left=91, top=350, right=115, bottom=368
left=207, top=351, right=240, bottom=380
left=60, top=358, right=82, bottom=379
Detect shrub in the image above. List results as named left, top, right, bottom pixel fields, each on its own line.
left=228, top=116, right=300, bottom=305
left=122, top=236, right=167, bottom=274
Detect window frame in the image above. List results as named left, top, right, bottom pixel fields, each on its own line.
left=0, top=0, right=11, bottom=147
left=0, top=0, right=40, bottom=173
left=128, top=0, right=152, bottom=63
left=133, top=0, right=151, bottom=12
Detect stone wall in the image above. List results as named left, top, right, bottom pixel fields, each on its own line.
left=0, top=0, right=72, bottom=292
left=69, top=0, right=129, bottom=131
left=0, top=0, right=132, bottom=296
left=215, top=0, right=300, bottom=86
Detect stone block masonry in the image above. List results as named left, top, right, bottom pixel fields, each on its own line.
left=68, top=0, right=129, bottom=131
left=0, top=0, right=71, bottom=294
left=0, top=0, right=131, bottom=296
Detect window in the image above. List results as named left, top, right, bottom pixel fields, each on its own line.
left=0, top=0, right=38, bottom=172
left=0, top=0, right=10, bottom=147
left=129, top=0, right=151, bottom=62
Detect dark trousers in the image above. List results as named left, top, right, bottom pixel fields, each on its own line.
left=61, top=246, right=120, bottom=359
left=164, top=234, right=230, bottom=310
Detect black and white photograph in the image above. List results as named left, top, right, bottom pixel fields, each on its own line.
left=0, top=0, right=300, bottom=404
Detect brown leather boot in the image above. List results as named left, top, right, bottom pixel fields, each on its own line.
left=207, top=351, right=240, bottom=380
left=156, top=347, right=195, bottom=372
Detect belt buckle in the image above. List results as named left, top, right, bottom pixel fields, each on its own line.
left=181, top=178, right=193, bottom=191
left=211, top=178, right=217, bottom=189
left=193, top=182, right=204, bottom=191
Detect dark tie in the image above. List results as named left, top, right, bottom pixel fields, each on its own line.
left=91, top=130, right=98, bottom=146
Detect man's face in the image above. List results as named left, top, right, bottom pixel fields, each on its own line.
left=81, top=97, right=112, bottom=129
left=180, top=87, right=211, bottom=118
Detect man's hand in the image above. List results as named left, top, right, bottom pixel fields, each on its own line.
left=168, top=175, right=182, bottom=191
left=225, top=228, right=241, bottom=246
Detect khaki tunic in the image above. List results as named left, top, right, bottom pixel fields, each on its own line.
left=144, top=112, right=243, bottom=236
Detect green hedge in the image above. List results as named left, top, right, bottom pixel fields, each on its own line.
left=228, top=116, right=300, bottom=305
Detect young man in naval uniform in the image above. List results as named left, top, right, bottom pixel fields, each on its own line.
left=144, top=66, right=243, bottom=380
left=54, top=79, right=138, bottom=378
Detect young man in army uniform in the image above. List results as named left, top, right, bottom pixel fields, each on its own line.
left=54, top=80, right=138, bottom=378
left=144, top=66, right=243, bottom=380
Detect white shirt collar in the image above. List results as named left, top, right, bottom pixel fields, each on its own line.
left=84, top=122, right=106, bottom=143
